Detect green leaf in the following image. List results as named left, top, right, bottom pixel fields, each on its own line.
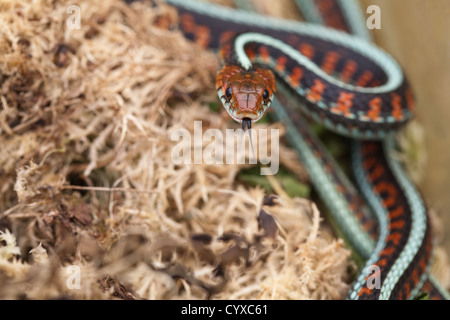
left=280, top=175, right=310, bottom=198
left=238, top=173, right=273, bottom=194
left=238, top=166, right=310, bottom=198
left=209, top=101, right=221, bottom=112
left=413, top=292, right=429, bottom=300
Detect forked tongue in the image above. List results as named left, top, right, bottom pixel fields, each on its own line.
left=242, top=117, right=256, bottom=160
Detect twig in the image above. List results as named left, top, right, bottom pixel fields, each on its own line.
left=61, top=185, right=159, bottom=194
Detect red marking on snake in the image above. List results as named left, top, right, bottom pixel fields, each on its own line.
left=388, top=206, right=404, bottom=220
left=286, top=35, right=300, bottom=47
left=356, top=70, right=374, bottom=87
left=195, top=26, right=210, bottom=48
left=389, top=220, right=405, bottom=231
left=315, top=0, right=334, bottom=11
left=180, top=13, right=195, bottom=33
left=245, top=46, right=255, bottom=60
left=379, top=246, right=396, bottom=257
left=289, top=67, right=303, bottom=87
left=358, top=287, right=372, bottom=297
left=382, top=187, right=397, bottom=208
left=365, top=97, right=382, bottom=121
left=418, top=257, right=427, bottom=273
left=348, top=202, right=372, bottom=231
left=220, top=31, right=235, bottom=43
left=259, top=46, right=270, bottom=63
left=220, top=43, right=232, bottom=60
left=386, top=232, right=402, bottom=245
left=406, top=87, right=415, bottom=111
left=362, top=142, right=379, bottom=155
left=391, top=93, right=403, bottom=120
left=315, top=0, right=350, bottom=32
left=306, top=79, right=326, bottom=102
left=298, top=43, right=315, bottom=59
left=363, top=220, right=376, bottom=234
left=412, top=269, right=419, bottom=284
left=378, top=258, right=387, bottom=267
left=419, top=255, right=427, bottom=271
left=362, top=157, right=377, bottom=171
left=180, top=13, right=210, bottom=48
left=369, top=164, right=385, bottom=181
left=370, top=79, right=382, bottom=87
left=404, top=283, right=411, bottom=298
left=322, top=51, right=340, bottom=74
left=340, top=60, right=357, bottom=83
left=331, top=92, right=354, bottom=116
left=276, top=56, right=287, bottom=72
left=335, top=183, right=345, bottom=193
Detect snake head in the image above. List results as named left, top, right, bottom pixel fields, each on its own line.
left=216, top=65, right=276, bottom=123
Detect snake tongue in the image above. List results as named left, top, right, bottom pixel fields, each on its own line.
left=242, top=117, right=252, bottom=131
left=242, top=117, right=256, bottom=159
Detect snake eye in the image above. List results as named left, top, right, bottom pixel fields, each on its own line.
left=225, top=87, right=232, bottom=99
left=263, top=89, right=270, bottom=100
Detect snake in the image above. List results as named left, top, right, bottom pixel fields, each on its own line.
left=148, top=0, right=449, bottom=300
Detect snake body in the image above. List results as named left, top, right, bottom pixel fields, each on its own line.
left=159, top=0, right=448, bottom=300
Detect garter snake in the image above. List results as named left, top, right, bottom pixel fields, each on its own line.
left=152, top=0, right=449, bottom=300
